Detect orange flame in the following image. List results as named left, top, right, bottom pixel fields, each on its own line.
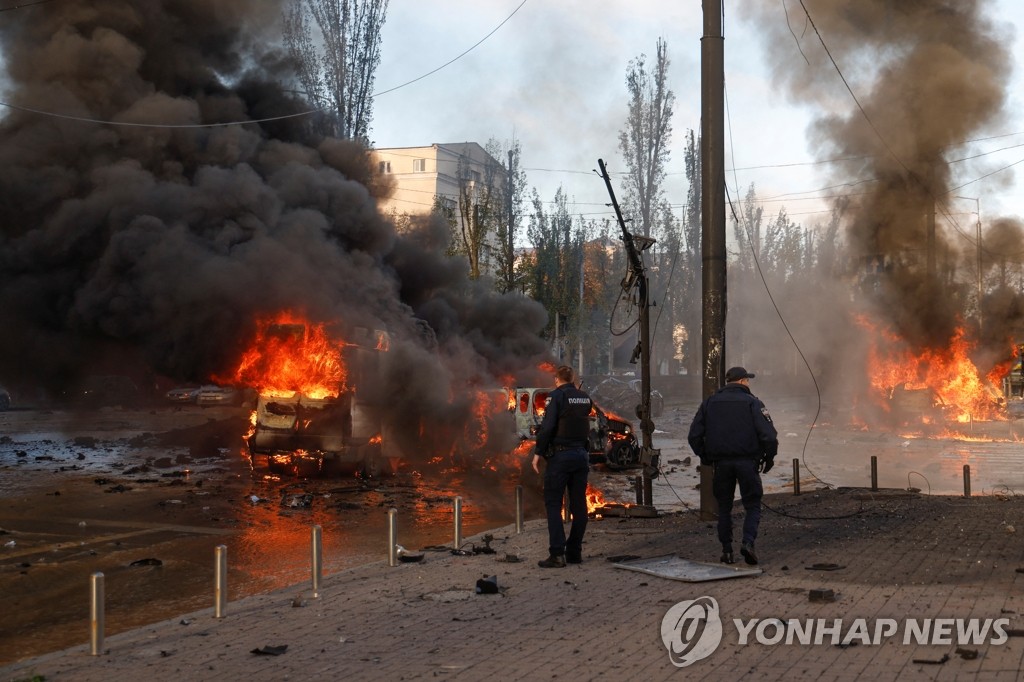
left=223, top=311, right=346, bottom=399
left=586, top=483, right=605, bottom=515
left=858, top=317, right=1009, bottom=422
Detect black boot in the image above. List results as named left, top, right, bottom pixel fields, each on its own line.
left=740, top=542, right=758, bottom=565
left=566, top=549, right=582, bottom=564
left=538, top=554, right=566, bottom=568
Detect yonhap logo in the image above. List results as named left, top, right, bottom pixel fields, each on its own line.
left=660, top=596, right=723, bottom=667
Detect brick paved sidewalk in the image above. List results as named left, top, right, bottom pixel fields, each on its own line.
left=4, top=488, right=1024, bottom=681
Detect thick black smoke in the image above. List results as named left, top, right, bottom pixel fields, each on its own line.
left=0, top=1, right=550, bottom=455
left=749, top=0, right=1020, bottom=354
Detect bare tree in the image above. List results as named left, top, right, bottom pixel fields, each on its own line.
left=618, top=38, right=675, bottom=238
left=486, top=138, right=528, bottom=294
left=453, top=150, right=504, bottom=280
left=283, top=0, right=389, bottom=143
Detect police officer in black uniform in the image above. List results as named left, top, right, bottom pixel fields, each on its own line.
left=687, top=366, right=778, bottom=565
left=532, top=365, right=593, bottom=568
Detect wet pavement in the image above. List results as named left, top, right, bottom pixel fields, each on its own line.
left=0, top=404, right=547, bottom=665
left=4, top=392, right=1024, bottom=677
left=3, top=486, right=1023, bottom=681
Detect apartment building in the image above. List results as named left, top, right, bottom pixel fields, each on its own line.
left=372, top=142, right=506, bottom=274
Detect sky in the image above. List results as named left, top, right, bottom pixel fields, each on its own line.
left=370, top=0, right=1024, bottom=240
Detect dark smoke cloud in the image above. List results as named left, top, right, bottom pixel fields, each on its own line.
left=0, top=1, right=550, bottom=457
left=748, top=0, right=1022, bottom=359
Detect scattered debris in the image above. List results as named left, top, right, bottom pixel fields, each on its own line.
left=249, top=495, right=266, bottom=505
left=251, top=645, right=288, bottom=656
left=281, top=492, right=314, bottom=509
left=809, top=588, right=836, bottom=603
left=912, top=653, right=949, bottom=665
left=73, top=436, right=98, bottom=448
left=956, top=647, right=979, bottom=660
left=475, top=575, right=499, bottom=594
left=4, top=540, right=15, bottom=548
left=606, top=554, right=641, bottom=562
left=594, top=503, right=658, bottom=518
left=292, top=593, right=306, bottom=607
left=496, top=553, right=522, bottom=563
left=472, top=534, right=496, bottom=555
left=806, top=563, right=845, bottom=571
left=129, top=558, right=163, bottom=567
left=398, top=549, right=424, bottom=563
left=180, top=619, right=192, bottom=626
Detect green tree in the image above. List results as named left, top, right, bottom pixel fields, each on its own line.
left=526, top=187, right=584, bottom=363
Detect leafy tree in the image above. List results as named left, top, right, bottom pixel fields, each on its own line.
left=677, top=129, right=702, bottom=375
left=282, top=0, right=389, bottom=143
left=525, top=187, right=584, bottom=362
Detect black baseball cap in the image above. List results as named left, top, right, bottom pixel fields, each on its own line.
left=725, top=366, right=755, bottom=382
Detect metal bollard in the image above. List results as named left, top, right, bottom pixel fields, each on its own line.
left=311, top=524, right=322, bottom=598
left=562, top=490, right=570, bottom=523
left=964, top=464, right=972, bottom=498
left=635, top=475, right=643, bottom=505
left=214, top=545, right=227, bottom=618
left=792, top=458, right=801, bottom=496
left=453, top=496, right=463, bottom=550
left=387, top=508, right=398, bottom=567
left=89, top=572, right=104, bottom=656
left=870, top=455, right=878, bottom=492
left=515, top=485, right=524, bottom=534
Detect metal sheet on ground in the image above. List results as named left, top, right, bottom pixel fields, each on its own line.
left=613, top=554, right=762, bottom=581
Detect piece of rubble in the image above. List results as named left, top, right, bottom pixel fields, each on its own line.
left=809, top=588, right=836, bottom=603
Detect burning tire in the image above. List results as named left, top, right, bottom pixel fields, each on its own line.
left=604, top=440, right=641, bottom=470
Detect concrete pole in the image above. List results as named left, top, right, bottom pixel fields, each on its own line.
left=700, top=0, right=726, bottom=520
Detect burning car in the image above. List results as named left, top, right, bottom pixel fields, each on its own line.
left=511, top=386, right=642, bottom=470
left=235, top=317, right=399, bottom=478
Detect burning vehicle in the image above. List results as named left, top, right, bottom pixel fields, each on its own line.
left=227, top=315, right=399, bottom=478
left=1001, top=346, right=1024, bottom=419
left=511, top=386, right=641, bottom=470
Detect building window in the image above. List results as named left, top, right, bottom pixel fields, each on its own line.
left=378, top=161, right=391, bottom=174
left=471, top=170, right=481, bottom=183
left=413, top=158, right=426, bottom=172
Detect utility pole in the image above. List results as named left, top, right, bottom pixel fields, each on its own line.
left=927, top=164, right=937, bottom=279
left=507, top=149, right=515, bottom=293
left=699, top=0, right=726, bottom=520
left=598, top=159, right=659, bottom=506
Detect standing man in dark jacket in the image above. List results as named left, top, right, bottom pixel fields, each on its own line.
left=688, top=366, right=778, bottom=565
left=532, top=365, right=593, bottom=568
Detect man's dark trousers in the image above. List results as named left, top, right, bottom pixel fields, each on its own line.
left=543, top=448, right=589, bottom=556
left=712, top=459, right=762, bottom=547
